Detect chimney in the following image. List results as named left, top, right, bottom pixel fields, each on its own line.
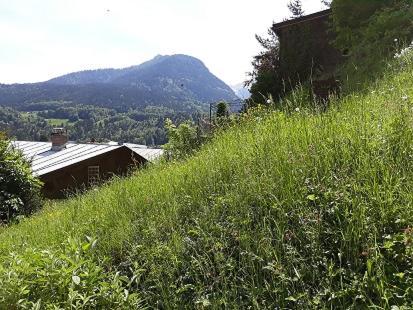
left=51, top=128, right=68, bottom=151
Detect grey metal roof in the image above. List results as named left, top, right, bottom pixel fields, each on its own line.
left=11, top=141, right=163, bottom=176
left=125, top=144, right=164, bottom=161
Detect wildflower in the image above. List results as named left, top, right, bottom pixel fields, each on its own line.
left=266, top=99, right=272, bottom=105
left=394, top=38, right=398, bottom=43
left=402, top=95, right=409, bottom=101
left=295, top=107, right=300, bottom=112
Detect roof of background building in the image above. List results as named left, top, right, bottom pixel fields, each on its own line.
left=11, top=141, right=163, bottom=176
left=272, top=9, right=332, bottom=34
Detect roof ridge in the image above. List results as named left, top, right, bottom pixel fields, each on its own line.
left=272, top=9, right=332, bottom=32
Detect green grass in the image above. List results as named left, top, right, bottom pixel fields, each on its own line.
left=2, top=59, right=413, bottom=307
left=46, top=118, right=71, bottom=126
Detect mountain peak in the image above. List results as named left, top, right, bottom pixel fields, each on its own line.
left=0, top=54, right=238, bottom=108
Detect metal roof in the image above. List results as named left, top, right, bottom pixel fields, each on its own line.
left=11, top=141, right=163, bottom=177
left=125, top=144, right=164, bottom=162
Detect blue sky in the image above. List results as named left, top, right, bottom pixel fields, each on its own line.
left=0, top=0, right=326, bottom=85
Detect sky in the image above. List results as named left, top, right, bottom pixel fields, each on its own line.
left=0, top=0, right=327, bottom=86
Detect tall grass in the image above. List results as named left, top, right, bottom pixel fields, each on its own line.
left=2, top=59, right=413, bottom=307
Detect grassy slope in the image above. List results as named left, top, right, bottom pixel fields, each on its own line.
left=2, top=63, right=413, bottom=307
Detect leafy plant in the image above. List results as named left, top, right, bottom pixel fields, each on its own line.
left=0, top=133, right=42, bottom=223
left=332, top=0, right=413, bottom=89
left=164, top=118, right=206, bottom=160
left=0, top=236, right=145, bottom=308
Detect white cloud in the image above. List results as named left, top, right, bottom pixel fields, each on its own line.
left=0, top=0, right=326, bottom=85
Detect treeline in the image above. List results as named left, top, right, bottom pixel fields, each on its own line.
left=0, top=101, right=204, bottom=145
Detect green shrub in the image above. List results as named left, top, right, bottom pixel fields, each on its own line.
left=164, top=118, right=205, bottom=160
left=0, top=134, right=43, bottom=223
left=332, top=0, right=413, bottom=88
left=0, top=236, right=145, bottom=308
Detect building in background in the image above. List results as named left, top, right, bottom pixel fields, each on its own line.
left=272, top=9, right=344, bottom=100
left=12, top=128, right=163, bottom=198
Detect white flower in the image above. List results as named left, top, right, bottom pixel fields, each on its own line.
left=266, top=99, right=272, bottom=104
left=402, top=95, right=409, bottom=101
left=394, top=38, right=399, bottom=42
left=295, top=107, right=300, bottom=112
left=394, top=43, right=413, bottom=60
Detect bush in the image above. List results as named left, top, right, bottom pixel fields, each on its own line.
left=332, top=0, right=413, bottom=88
left=0, top=134, right=43, bottom=223
left=164, top=118, right=205, bottom=160
left=0, top=236, right=145, bottom=308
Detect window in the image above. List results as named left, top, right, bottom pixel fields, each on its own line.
left=88, top=166, right=100, bottom=185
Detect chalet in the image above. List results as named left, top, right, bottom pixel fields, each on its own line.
left=12, top=128, right=163, bottom=198
left=272, top=9, right=343, bottom=100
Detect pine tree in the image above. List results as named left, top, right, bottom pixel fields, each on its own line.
left=288, top=0, right=304, bottom=18
left=216, top=101, right=229, bottom=118
left=321, top=0, right=332, bottom=8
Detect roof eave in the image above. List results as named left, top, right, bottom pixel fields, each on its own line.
left=272, top=9, right=332, bottom=35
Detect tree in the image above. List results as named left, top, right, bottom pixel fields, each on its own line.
left=0, top=133, right=43, bottom=223
left=288, top=0, right=304, bottom=18
left=247, top=28, right=283, bottom=106
left=321, top=0, right=331, bottom=7
left=216, top=101, right=229, bottom=118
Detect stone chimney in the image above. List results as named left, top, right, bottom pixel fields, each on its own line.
left=51, top=128, right=68, bottom=151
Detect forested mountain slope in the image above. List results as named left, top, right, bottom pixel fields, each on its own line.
left=0, top=55, right=237, bottom=109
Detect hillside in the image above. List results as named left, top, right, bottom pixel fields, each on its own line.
left=1, top=53, right=413, bottom=308
left=0, top=55, right=238, bottom=109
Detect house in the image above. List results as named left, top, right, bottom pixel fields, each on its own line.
left=12, top=128, right=163, bottom=198
left=272, top=9, right=343, bottom=100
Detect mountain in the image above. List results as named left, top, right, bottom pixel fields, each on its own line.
left=0, top=55, right=238, bottom=110
left=231, top=82, right=250, bottom=99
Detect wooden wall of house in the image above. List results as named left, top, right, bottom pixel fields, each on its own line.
left=275, top=14, right=343, bottom=85
left=40, top=146, right=146, bottom=199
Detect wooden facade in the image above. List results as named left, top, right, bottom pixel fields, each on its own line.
left=272, top=9, right=343, bottom=101
left=13, top=140, right=163, bottom=199
left=41, top=146, right=146, bottom=198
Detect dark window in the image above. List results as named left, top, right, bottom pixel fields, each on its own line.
left=88, top=166, right=100, bottom=185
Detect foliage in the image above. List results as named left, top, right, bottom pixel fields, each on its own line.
left=332, top=0, right=413, bottom=88
left=3, top=53, right=413, bottom=307
left=0, top=134, right=42, bottom=223
left=216, top=101, right=229, bottom=118
left=0, top=236, right=144, bottom=308
left=288, top=0, right=304, bottom=18
left=163, top=118, right=205, bottom=160
left=321, top=0, right=331, bottom=7
left=247, top=0, right=322, bottom=108
left=247, top=29, right=283, bottom=106
left=0, top=102, right=202, bottom=145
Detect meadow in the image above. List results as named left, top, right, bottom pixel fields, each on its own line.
left=1, top=56, right=413, bottom=308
